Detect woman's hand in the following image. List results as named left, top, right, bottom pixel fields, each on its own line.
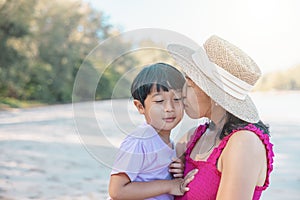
left=169, top=169, right=198, bottom=196
left=169, top=158, right=185, bottom=178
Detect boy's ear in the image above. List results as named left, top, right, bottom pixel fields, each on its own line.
left=133, top=100, right=145, bottom=114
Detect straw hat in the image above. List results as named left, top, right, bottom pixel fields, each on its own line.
left=167, top=35, right=261, bottom=123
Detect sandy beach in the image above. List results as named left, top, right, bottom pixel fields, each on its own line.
left=1, top=91, right=300, bottom=199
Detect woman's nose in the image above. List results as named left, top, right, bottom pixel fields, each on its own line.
left=182, top=96, right=187, bottom=105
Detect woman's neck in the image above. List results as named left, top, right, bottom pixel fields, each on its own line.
left=210, top=106, right=227, bottom=127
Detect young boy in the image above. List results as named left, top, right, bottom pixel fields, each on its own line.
left=109, top=63, right=197, bottom=200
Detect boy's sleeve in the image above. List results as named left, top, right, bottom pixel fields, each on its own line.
left=111, top=137, right=145, bottom=181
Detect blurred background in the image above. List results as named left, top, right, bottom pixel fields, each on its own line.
left=0, top=0, right=299, bottom=199
left=0, top=0, right=300, bottom=108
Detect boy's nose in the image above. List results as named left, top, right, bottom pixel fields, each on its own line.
left=164, top=101, right=175, bottom=112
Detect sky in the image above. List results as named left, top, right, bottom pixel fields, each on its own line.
left=84, top=0, right=300, bottom=74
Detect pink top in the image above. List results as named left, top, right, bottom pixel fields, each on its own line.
left=176, top=123, right=274, bottom=200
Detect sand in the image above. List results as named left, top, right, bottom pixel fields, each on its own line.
left=0, top=92, right=300, bottom=199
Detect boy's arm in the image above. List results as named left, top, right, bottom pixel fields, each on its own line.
left=109, top=170, right=197, bottom=200
left=109, top=173, right=173, bottom=200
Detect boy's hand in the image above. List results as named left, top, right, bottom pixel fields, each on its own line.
left=169, top=157, right=184, bottom=178
left=169, top=168, right=198, bottom=196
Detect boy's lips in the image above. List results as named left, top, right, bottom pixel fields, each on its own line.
left=163, top=117, right=176, bottom=122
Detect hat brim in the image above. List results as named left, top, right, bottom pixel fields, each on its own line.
left=167, top=43, right=259, bottom=123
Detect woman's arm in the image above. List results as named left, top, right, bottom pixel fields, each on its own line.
left=109, top=170, right=197, bottom=200
left=216, top=130, right=267, bottom=200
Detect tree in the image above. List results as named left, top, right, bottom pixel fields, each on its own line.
left=0, top=0, right=36, bottom=98
left=29, top=0, right=113, bottom=102
left=0, top=0, right=117, bottom=104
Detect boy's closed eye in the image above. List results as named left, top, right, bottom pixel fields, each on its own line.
left=153, top=99, right=164, bottom=103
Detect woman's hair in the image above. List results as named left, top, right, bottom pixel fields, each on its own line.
left=220, top=112, right=270, bottom=139
left=131, top=62, right=185, bottom=107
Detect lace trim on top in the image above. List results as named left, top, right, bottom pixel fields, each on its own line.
left=209, top=123, right=274, bottom=190
left=185, top=123, right=209, bottom=157
left=185, top=123, right=274, bottom=190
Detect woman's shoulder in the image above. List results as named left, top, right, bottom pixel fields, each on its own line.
left=225, top=122, right=269, bottom=148
left=225, top=129, right=266, bottom=157
left=177, top=125, right=202, bottom=144
left=219, top=130, right=266, bottom=174
left=230, top=129, right=261, bottom=141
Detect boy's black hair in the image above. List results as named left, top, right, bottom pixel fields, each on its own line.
left=131, top=63, right=185, bottom=107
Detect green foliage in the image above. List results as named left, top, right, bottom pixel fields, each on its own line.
left=0, top=0, right=134, bottom=106
left=0, top=97, right=43, bottom=109
left=0, top=0, right=35, bottom=98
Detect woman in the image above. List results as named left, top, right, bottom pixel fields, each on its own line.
left=168, top=35, right=274, bottom=200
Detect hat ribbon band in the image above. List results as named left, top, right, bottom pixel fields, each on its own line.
left=192, top=47, right=254, bottom=100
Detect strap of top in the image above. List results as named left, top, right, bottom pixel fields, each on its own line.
left=185, top=124, right=209, bottom=156
left=207, top=123, right=274, bottom=189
